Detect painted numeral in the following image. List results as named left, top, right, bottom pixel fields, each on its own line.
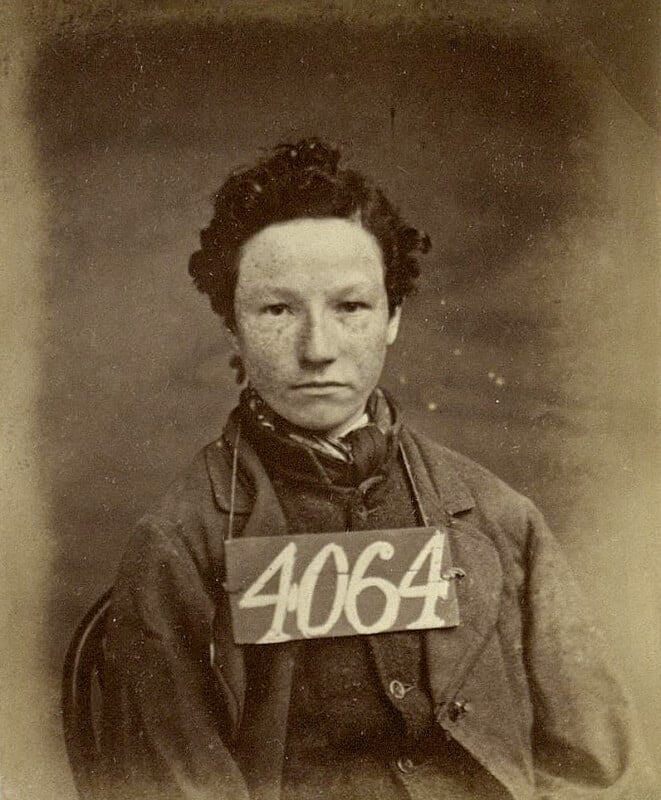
left=238, top=541, right=297, bottom=644
left=399, top=530, right=449, bottom=629
left=237, top=532, right=451, bottom=639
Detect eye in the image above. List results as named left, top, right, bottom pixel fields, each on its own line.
left=262, top=303, right=290, bottom=316
left=338, top=301, right=369, bottom=313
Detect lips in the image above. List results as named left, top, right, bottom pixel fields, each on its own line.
left=292, top=381, right=346, bottom=389
left=290, top=382, right=351, bottom=395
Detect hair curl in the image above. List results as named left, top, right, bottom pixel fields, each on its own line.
left=189, top=137, right=430, bottom=328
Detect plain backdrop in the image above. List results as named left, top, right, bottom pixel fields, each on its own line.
left=0, top=2, right=659, bottom=797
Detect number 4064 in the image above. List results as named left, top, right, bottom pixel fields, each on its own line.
left=238, top=530, right=452, bottom=643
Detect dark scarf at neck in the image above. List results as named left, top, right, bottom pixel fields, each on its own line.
left=232, top=387, right=400, bottom=488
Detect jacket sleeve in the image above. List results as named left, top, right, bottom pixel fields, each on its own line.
left=522, top=501, right=659, bottom=799
left=102, top=520, right=251, bottom=800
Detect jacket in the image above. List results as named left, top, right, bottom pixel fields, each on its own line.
left=103, top=422, right=658, bottom=800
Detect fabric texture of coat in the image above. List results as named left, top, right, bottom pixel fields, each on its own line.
left=103, top=420, right=658, bottom=800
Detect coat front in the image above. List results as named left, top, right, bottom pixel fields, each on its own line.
left=103, top=423, right=657, bottom=800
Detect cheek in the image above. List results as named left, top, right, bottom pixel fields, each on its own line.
left=347, top=318, right=390, bottom=355
left=236, top=323, right=291, bottom=379
left=343, top=328, right=390, bottom=383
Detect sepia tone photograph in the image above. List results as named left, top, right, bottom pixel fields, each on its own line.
left=0, top=2, right=659, bottom=798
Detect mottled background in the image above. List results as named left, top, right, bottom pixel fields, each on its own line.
left=0, top=2, right=659, bottom=797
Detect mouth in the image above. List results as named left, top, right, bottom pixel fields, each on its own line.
left=293, top=381, right=345, bottom=388
left=291, top=381, right=349, bottom=393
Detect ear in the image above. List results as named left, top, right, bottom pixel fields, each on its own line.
left=386, top=305, right=402, bottom=346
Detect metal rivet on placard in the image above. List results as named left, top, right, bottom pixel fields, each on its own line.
left=442, top=567, right=466, bottom=581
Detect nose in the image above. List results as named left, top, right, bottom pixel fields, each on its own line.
left=298, top=310, right=338, bottom=367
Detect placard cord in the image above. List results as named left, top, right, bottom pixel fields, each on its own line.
left=399, top=443, right=431, bottom=527
left=227, top=422, right=242, bottom=541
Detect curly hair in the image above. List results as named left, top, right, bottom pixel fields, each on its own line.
left=189, top=137, right=430, bottom=328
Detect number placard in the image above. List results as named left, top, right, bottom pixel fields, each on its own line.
left=224, top=526, right=460, bottom=644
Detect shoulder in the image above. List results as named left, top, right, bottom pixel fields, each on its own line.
left=400, top=423, right=539, bottom=539
left=139, top=442, right=226, bottom=530
left=113, top=438, right=233, bottom=595
left=401, top=424, right=529, bottom=504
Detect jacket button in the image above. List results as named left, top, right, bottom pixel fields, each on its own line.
left=395, top=756, right=416, bottom=774
left=448, top=699, right=472, bottom=721
left=389, top=679, right=413, bottom=700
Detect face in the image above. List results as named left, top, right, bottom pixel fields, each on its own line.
left=232, top=217, right=401, bottom=437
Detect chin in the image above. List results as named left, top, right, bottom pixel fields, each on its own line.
left=278, top=402, right=355, bottom=436
left=291, top=412, right=346, bottom=434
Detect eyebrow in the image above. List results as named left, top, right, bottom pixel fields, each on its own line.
left=250, top=281, right=379, bottom=299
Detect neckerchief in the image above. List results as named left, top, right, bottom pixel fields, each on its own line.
left=237, top=386, right=399, bottom=486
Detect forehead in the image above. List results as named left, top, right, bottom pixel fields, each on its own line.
left=237, top=217, right=385, bottom=289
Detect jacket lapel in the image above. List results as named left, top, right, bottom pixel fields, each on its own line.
left=205, top=421, right=289, bottom=539
left=399, top=429, right=504, bottom=713
left=424, top=517, right=504, bottom=708
left=206, top=428, right=299, bottom=800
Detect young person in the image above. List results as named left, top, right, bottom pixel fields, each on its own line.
left=102, top=138, right=655, bottom=799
